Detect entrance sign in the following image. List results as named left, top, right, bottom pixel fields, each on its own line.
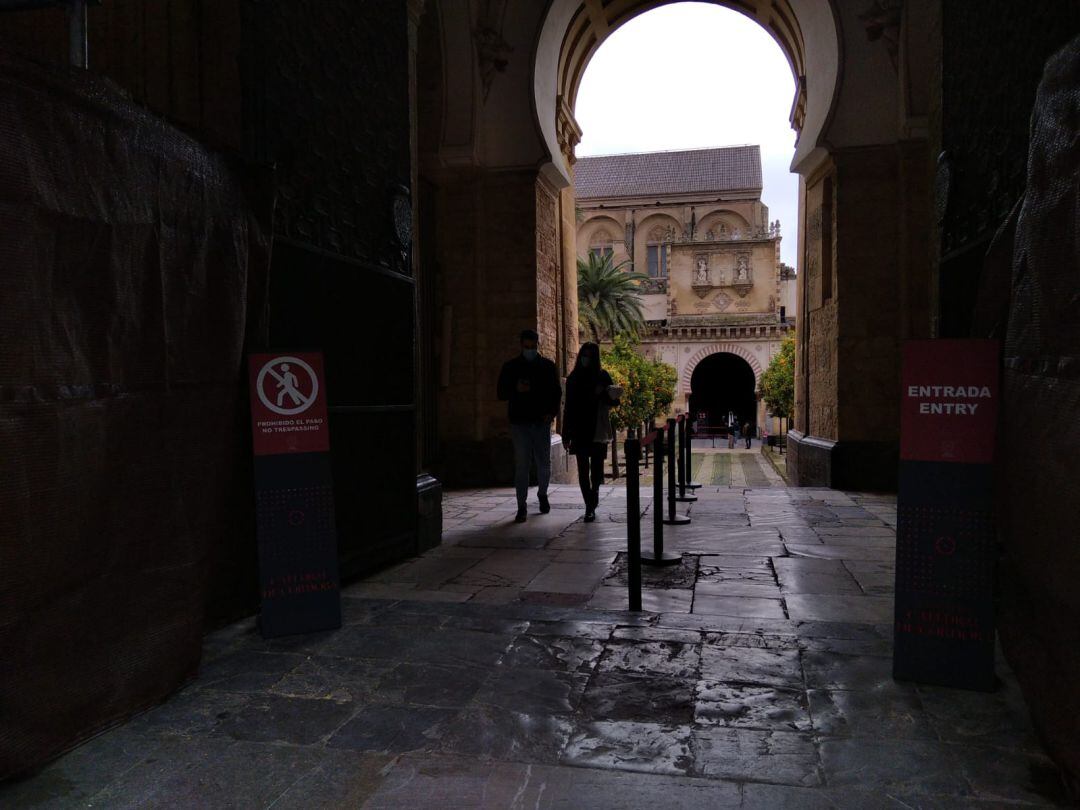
left=894, top=339, right=999, bottom=691
left=248, top=351, right=340, bottom=638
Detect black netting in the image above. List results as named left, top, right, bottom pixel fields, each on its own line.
left=0, top=49, right=270, bottom=778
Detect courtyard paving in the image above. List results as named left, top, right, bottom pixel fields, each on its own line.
left=1, top=465, right=1071, bottom=808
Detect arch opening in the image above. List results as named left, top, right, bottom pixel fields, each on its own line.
left=534, top=0, right=840, bottom=187
left=689, top=352, right=758, bottom=431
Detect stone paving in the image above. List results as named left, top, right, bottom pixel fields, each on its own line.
left=1, top=474, right=1072, bottom=808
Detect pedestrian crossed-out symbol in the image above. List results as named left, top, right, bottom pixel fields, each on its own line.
left=256, top=356, right=319, bottom=416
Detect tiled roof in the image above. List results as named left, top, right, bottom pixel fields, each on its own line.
left=574, top=145, right=762, bottom=200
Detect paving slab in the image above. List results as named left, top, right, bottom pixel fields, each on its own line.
left=4, top=477, right=1069, bottom=809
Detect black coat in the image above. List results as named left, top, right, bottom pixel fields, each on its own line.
left=496, top=354, right=562, bottom=424
left=562, top=368, right=615, bottom=449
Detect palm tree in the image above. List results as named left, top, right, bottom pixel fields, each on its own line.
left=577, top=252, right=648, bottom=342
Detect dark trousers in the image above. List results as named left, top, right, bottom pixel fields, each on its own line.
left=575, top=443, right=607, bottom=507
left=745, top=436, right=752, bottom=448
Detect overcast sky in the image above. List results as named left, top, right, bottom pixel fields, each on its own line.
left=574, top=2, right=798, bottom=266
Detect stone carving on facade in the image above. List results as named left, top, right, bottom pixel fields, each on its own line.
left=692, top=253, right=714, bottom=298
left=475, top=0, right=513, bottom=102
left=736, top=255, right=749, bottom=281
left=591, top=228, right=613, bottom=251
left=695, top=255, right=709, bottom=283
left=791, top=75, right=807, bottom=135
left=625, top=219, right=634, bottom=259
left=712, top=291, right=733, bottom=312
left=859, top=0, right=902, bottom=71
left=641, top=277, right=668, bottom=294
left=556, top=95, right=582, bottom=166
left=731, top=251, right=753, bottom=297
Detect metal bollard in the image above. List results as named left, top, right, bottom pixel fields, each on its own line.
left=624, top=437, right=643, bottom=611
left=663, top=418, right=691, bottom=525
left=675, top=415, right=698, bottom=503
left=643, top=425, right=681, bottom=565
left=683, top=416, right=702, bottom=490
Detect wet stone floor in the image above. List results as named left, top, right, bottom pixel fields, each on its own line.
left=2, top=478, right=1073, bottom=808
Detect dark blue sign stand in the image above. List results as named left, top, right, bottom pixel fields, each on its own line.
left=893, top=340, right=999, bottom=691
left=249, top=351, right=341, bottom=639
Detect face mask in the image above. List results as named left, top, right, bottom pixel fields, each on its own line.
left=579, top=357, right=591, bottom=368
left=522, top=349, right=538, bottom=361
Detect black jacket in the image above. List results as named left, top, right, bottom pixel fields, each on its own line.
left=497, top=354, right=561, bottom=424
left=562, top=368, right=615, bottom=449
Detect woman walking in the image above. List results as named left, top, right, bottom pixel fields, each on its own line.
left=562, top=343, right=621, bottom=522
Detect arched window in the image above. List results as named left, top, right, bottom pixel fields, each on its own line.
left=646, top=226, right=668, bottom=278
left=589, top=228, right=614, bottom=262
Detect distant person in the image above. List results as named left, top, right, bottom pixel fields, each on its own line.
left=727, top=422, right=736, bottom=450
left=743, top=421, right=753, bottom=449
left=497, top=329, right=562, bottom=523
left=562, top=342, right=621, bottom=523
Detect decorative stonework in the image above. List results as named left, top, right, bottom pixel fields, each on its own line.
left=732, top=251, right=753, bottom=296
left=556, top=95, right=582, bottom=167
left=475, top=0, right=513, bottom=102
left=590, top=229, right=613, bottom=250
left=712, top=291, right=733, bottom=312
left=859, top=0, right=902, bottom=70
left=641, top=277, right=668, bottom=294
left=791, top=75, right=807, bottom=135
left=692, top=252, right=712, bottom=298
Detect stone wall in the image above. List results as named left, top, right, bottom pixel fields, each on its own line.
left=536, top=178, right=561, bottom=364
left=436, top=169, right=553, bottom=486
left=834, top=145, right=900, bottom=444
left=802, top=171, right=838, bottom=442
left=806, top=305, right=838, bottom=439
left=560, top=186, right=580, bottom=375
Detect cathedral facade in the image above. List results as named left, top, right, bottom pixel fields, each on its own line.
left=575, top=146, right=795, bottom=434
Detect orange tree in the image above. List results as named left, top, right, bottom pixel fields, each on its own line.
left=601, top=335, right=677, bottom=433
left=760, top=333, right=795, bottom=420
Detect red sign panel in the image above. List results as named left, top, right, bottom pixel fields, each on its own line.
left=900, top=340, right=1000, bottom=464
left=248, top=352, right=330, bottom=456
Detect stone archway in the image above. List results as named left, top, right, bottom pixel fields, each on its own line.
left=688, top=350, right=760, bottom=430
left=682, top=342, right=763, bottom=390
left=534, top=0, right=841, bottom=186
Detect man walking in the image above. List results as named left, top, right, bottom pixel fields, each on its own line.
left=497, top=330, right=562, bottom=522
left=743, top=420, right=753, bottom=449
